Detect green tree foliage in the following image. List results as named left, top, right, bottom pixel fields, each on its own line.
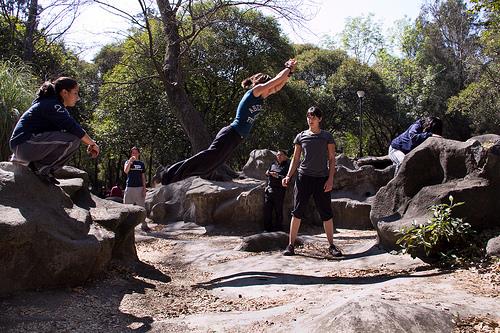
left=291, top=45, right=397, bottom=156
left=447, top=0, right=500, bottom=135
left=414, top=0, right=481, bottom=139
left=93, top=7, right=299, bottom=177
left=338, top=13, right=385, bottom=65
left=0, top=0, right=83, bottom=78
left=0, top=60, right=37, bottom=160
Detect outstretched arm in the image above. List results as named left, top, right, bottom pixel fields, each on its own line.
left=282, top=144, right=302, bottom=187
left=253, top=59, right=297, bottom=99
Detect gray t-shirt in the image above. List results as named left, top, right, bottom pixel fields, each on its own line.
left=294, top=129, right=335, bottom=177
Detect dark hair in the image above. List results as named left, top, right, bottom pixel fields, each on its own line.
left=241, top=73, right=271, bottom=89
left=306, top=106, right=322, bottom=118
left=276, top=149, right=288, bottom=156
left=130, top=146, right=140, bottom=154
left=37, top=77, right=78, bottom=100
left=422, top=116, right=442, bottom=136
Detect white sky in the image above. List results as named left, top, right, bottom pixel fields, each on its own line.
left=47, top=0, right=426, bottom=61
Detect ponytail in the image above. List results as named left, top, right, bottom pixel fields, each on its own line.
left=37, top=81, right=56, bottom=98
left=241, top=73, right=271, bottom=89
left=36, top=77, right=78, bottom=100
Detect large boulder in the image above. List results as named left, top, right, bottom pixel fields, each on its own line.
left=486, top=236, right=500, bottom=257
left=0, top=162, right=144, bottom=294
left=148, top=150, right=396, bottom=231
left=147, top=177, right=266, bottom=229
left=370, top=135, right=500, bottom=250
left=241, top=149, right=276, bottom=180
left=330, top=157, right=394, bottom=230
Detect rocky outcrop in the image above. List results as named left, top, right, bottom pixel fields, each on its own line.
left=235, top=231, right=302, bottom=252
left=147, top=177, right=265, bottom=229
left=241, top=149, right=276, bottom=180
left=370, top=135, right=500, bottom=251
left=0, top=162, right=144, bottom=294
left=147, top=150, right=395, bottom=230
left=486, top=236, right=500, bottom=257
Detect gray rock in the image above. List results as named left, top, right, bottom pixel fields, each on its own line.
left=241, top=149, right=276, bottom=180
left=0, top=162, right=144, bottom=294
left=331, top=198, right=373, bottom=229
left=370, top=136, right=500, bottom=252
left=486, top=236, right=500, bottom=257
left=236, top=232, right=303, bottom=252
left=302, top=299, right=454, bottom=333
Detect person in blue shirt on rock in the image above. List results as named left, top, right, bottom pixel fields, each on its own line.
left=9, top=77, right=100, bottom=184
left=282, top=106, right=342, bottom=257
left=124, top=146, right=150, bottom=231
left=388, top=116, right=442, bottom=175
left=161, top=59, right=297, bottom=185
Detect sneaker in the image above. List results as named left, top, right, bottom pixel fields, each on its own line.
left=328, top=244, right=343, bottom=257
left=47, top=173, right=60, bottom=185
left=283, top=244, right=295, bottom=256
left=34, top=171, right=60, bottom=185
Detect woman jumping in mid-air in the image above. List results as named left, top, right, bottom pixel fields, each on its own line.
left=162, top=58, right=297, bottom=185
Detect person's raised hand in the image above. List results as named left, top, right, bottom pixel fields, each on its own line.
left=285, top=58, right=297, bottom=71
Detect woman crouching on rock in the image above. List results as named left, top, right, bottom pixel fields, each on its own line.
left=9, top=77, right=99, bottom=184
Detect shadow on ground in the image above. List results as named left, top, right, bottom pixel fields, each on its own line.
left=0, top=260, right=171, bottom=333
left=195, top=267, right=445, bottom=290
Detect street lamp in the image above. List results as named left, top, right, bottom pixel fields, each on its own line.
left=356, top=90, right=365, bottom=158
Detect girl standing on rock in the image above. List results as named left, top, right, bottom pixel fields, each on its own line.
left=161, top=59, right=297, bottom=185
left=9, top=77, right=99, bottom=184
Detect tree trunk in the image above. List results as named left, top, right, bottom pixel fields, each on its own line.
left=156, top=0, right=212, bottom=154
left=23, top=0, right=38, bottom=62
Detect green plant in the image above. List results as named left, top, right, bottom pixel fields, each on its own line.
left=397, top=196, right=473, bottom=260
left=0, top=60, right=37, bottom=160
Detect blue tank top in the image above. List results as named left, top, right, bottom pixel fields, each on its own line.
left=230, top=89, right=264, bottom=138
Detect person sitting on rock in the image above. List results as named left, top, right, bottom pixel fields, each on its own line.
left=9, top=77, right=100, bottom=184
left=161, top=59, right=297, bottom=185
left=263, top=149, right=290, bottom=232
left=282, top=106, right=342, bottom=257
left=388, top=116, right=442, bottom=175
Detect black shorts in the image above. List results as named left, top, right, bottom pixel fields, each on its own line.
left=291, top=173, right=333, bottom=221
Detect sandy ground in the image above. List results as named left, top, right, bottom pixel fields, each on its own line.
left=0, top=222, right=498, bottom=332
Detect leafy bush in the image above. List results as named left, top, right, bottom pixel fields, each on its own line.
left=0, top=60, right=37, bottom=160
left=396, top=196, right=474, bottom=261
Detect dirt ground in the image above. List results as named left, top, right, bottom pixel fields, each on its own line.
left=0, top=222, right=498, bottom=332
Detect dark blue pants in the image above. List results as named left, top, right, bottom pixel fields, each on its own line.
left=263, top=187, right=286, bottom=231
left=162, top=125, right=243, bottom=185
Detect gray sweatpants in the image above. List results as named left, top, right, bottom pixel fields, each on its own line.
left=11, top=131, right=80, bottom=175
left=124, top=186, right=145, bottom=207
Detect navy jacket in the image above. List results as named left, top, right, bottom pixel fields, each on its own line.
left=10, top=97, right=85, bottom=149
left=390, top=120, right=432, bottom=154
left=266, top=160, right=290, bottom=189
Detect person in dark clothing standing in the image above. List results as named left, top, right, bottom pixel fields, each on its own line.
left=389, top=116, right=442, bottom=174
left=282, top=106, right=342, bottom=257
left=161, top=59, right=298, bottom=186
left=124, top=146, right=150, bottom=231
left=263, top=150, right=290, bottom=232
left=9, top=77, right=100, bottom=184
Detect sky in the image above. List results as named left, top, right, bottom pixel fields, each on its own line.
left=47, top=0, right=426, bottom=61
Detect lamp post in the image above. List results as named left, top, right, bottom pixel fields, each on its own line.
left=357, top=90, right=365, bottom=158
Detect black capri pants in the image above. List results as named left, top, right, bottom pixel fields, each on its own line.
left=291, top=173, right=333, bottom=221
